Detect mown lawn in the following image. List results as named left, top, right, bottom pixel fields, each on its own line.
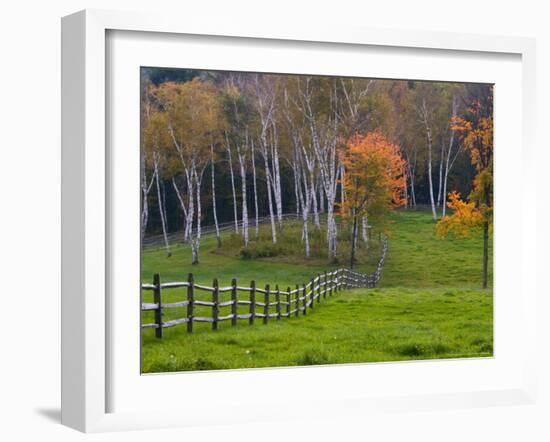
left=141, top=208, right=493, bottom=373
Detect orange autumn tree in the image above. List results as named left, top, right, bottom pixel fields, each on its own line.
left=437, top=90, right=493, bottom=288
left=340, top=132, right=406, bottom=268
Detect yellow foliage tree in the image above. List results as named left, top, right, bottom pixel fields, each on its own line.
left=437, top=92, right=493, bottom=288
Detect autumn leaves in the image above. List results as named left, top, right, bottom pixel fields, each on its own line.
left=340, top=133, right=406, bottom=268
left=436, top=95, right=494, bottom=288
left=141, top=70, right=493, bottom=286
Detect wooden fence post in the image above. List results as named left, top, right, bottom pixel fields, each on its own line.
left=302, top=283, right=307, bottom=315
left=295, top=284, right=300, bottom=317
left=310, top=278, right=314, bottom=310
left=317, top=274, right=321, bottom=303
left=275, top=285, right=281, bottom=321
left=323, top=271, right=328, bottom=299
left=212, top=278, right=219, bottom=331
left=153, top=273, right=163, bottom=339
left=187, top=273, right=194, bottom=333
left=263, top=284, right=270, bottom=324
left=329, top=271, right=333, bottom=297
left=231, top=278, right=238, bottom=327
left=249, top=280, right=256, bottom=326
left=286, top=287, right=291, bottom=318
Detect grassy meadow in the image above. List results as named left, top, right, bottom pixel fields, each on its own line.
left=141, top=208, right=493, bottom=373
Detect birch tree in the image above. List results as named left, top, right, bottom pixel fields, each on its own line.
left=301, top=77, right=341, bottom=260
left=221, top=77, right=254, bottom=246
left=251, top=138, right=260, bottom=239
left=142, top=95, right=172, bottom=256
left=282, top=82, right=316, bottom=255
left=141, top=91, right=158, bottom=244
left=437, top=87, right=493, bottom=288
left=225, top=132, right=239, bottom=234
left=439, top=95, right=462, bottom=217
left=152, top=78, right=223, bottom=264
left=419, top=97, right=438, bottom=221
left=210, top=144, right=221, bottom=248
left=251, top=74, right=278, bottom=244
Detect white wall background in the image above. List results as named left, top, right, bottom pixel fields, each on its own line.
left=0, top=1, right=548, bottom=440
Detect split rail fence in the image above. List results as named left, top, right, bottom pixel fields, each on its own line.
left=142, top=239, right=388, bottom=338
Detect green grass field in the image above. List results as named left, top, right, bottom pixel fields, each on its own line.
left=141, top=209, right=493, bottom=373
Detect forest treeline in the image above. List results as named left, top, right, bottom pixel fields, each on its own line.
left=141, top=67, right=492, bottom=266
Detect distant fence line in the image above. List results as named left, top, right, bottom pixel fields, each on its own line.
left=141, top=238, right=388, bottom=338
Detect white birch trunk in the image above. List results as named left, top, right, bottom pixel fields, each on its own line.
left=442, top=96, right=459, bottom=218
left=210, top=145, right=221, bottom=248
left=225, top=134, right=239, bottom=234
left=251, top=139, right=260, bottom=240
left=141, top=169, right=155, bottom=244
left=427, top=137, right=437, bottom=220
left=292, top=154, right=301, bottom=216
left=437, top=141, right=445, bottom=207
left=171, top=176, right=188, bottom=237
left=263, top=148, right=277, bottom=244
left=237, top=145, right=249, bottom=247
left=252, top=74, right=277, bottom=241
left=185, top=171, right=194, bottom=241
left=362, top=215, right=368, bottom=246
left=310, top=173, right=320, bottom=229
left=154, top=163, right=171, bottom=257
left=318, top=181, right=325, bottom=213
left=305, top=80, right=339, bottom=259
left=297, top=158, right=311, bottom=257
left=421, top=99, right=437, bottom=221
left=191, top=167, right=204, bottom=265
left=270, top=123, right=283, bottom=225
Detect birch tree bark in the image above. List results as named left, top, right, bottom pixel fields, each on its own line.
left=300, top=165, right=311, bottom=257
left=225, top=132, right=239, bottom=234
left=171, top=176, right=188, bottom=238
left=304, top=78, right=340, bottom=260
left=236, top=131, right=249, bottom=247
left=184, top=170, right=194, bottom=241
left=270, top=122, right=283, bottom=226
left=141, top=164, right=155, bottom=244
left=253, top=74, right=278, bottom=244
left=261, top=145, right=277, bottom=244
left=318, top=179, right=325, bottom=214
left=361, top=215, right=368, bottom=247
left=210, top=145, right=221, bottom=248
left=420, top=98, right=438, bottom=221
left=190, top=166, right=206, bottom=264
left=292, top=151, right=301, bottom=216
left=153, top=158, right=171, bottom=257
left=403, top=146, right=418, bottom=208
left=251, top=138, right=260, bottom=240
left=441, top=96, right=460, bottom=218
left=437, top=140, right=445, bottom=207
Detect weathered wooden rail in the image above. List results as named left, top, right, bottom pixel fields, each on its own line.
left=141, top=239, right=388, bottom=337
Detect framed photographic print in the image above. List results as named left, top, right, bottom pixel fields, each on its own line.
left=61, top=9, right=537, bottom=432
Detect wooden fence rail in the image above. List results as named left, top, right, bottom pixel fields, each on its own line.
left=142, top=238, right=388, bottom=337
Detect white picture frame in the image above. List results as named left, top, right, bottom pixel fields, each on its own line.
left=61, top=9, right=537, bottom=433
